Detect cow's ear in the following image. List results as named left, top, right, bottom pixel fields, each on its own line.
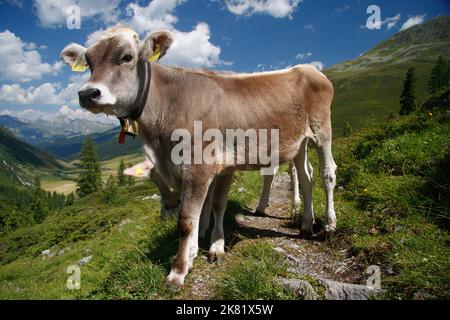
left=139, top=30, right=173, bottom=62
left=61, top=43, right=87, bottom=72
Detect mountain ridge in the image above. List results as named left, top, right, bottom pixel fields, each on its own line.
left=326, top=15, right=450, bottom=135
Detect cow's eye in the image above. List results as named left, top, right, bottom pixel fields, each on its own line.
left=121, top=54, right=133, bottom=63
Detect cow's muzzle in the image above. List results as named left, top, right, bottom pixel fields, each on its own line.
left=78, top=88, right=101, bottom=106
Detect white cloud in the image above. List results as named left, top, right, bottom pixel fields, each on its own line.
left=303, top=24, right=317, bottom=32
left=295, top=52, right=312, bottom=60
left=84, top=1, right=227, bottom=69
left=361, top=13, right=401, bottom=30
left=163, top=23, right=225, bottom=68
left=0, top=71, right=90, bottom=107
left=0, top=30, right=61, bottom=82
left=386, top=14, right=401, bottom=29
left=34, top=0, right=121, bottom=27
left=400, top=15, right=426, bottom=31
left=0, top=82, right=63, bottom=105
left=333, top=5, right=350, bottom=15
left=225, top=0, right=302, bottom=18
left=308, top=61, right=324, bottom=71
left=125, top=0, right=186, bottom=34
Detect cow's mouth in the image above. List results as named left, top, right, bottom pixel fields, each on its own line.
left=79, top=101, right=104, bottom=114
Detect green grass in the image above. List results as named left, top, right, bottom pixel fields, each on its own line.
left=0, top=182, right=167, bottom=299
left=329, top=110, right=450, bottom=299
left=215, top=241, right=295, bottom=300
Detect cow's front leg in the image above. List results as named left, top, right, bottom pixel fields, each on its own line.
left=166, top=174, right=213, bottom=289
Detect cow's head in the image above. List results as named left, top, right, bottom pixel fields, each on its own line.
left=61, top=26, right=173, bottom=116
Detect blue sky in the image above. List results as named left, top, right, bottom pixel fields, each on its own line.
left=0, top=0, right=449, bottom=116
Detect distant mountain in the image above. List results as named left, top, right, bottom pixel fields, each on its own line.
left=0, top=107, right=117, bottom=144
left=326, top=15, right=450, bottom=135
left=0, top=115, right=65, bottom=145
left=0, top=126, right=70, bottom=185
left=39, top=126, right=142, bottom=161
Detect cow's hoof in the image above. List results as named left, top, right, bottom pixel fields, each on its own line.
left=209, top=244, right=225, bottom=264
left=325, top=226, right=336, bottom=242
left=209, top=252, right=225, bottom=265
left=166, top=272, right=185, bottom=290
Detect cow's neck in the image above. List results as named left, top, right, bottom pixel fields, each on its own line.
left=126, top=61, right=151, bottom=121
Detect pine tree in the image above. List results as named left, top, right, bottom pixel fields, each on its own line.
left=343, top=122, right=353, bottom=137
left=399, top=68, right=417, bottom=116
left=428, top=56, right=448, bottom=95
left=76, top=136, right=102, bottom=198
left=127, top=175, right=135, bottom=186
left=33, top=176, right=42, bottom=196
left=117, top=160, right=126, bottom=186
left=30, top=197, right=46, bottom=223
left=65, top=192, right=75, bottom=206
left=102, top=175, right=118, bottom=204
left=446, top=59, right=450, bottom=88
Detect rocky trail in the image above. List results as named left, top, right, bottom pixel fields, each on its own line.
left=181, top=173, right=383, bottom=300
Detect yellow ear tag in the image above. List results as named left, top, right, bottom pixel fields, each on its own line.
left=135, top=166, right=144, bottom=176
left=71, top=57, right=88, bottom=72
left=149, top=45, right=161, bottom=62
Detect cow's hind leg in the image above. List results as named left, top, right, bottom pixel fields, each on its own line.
left=316, top=137, right=337, bottom=235
left=199, top=179, right=215, bottom=239
left=255, top=167, right=277, bottom=215
left=209, top=173, right=233, bottom=261
left=167, top=174, right=213, bottom=289
left=289, top=162, right=301, bottom=221
left=294, top=139, right=314, bottom=238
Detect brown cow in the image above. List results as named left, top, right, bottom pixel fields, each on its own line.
left=61, top=26, right=336, bottom=288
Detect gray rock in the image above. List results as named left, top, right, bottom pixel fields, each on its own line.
left=41, top=249, right=52, bottom=259
left=277, top=278, right=318, bottom=300
left=320, top=279, right=383, bottom=300
left=274, top=247, right=286, bottom=254
left=150, top=193, right=161, bottom=200
left=119, top=219, right=132, bottom=229
left=78, top=255, right=93, bottom=266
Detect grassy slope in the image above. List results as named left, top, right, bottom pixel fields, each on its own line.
left=326, top=16, right=450, bottom=136
left=0, top=109, right=448, bottom=299
left=0, top=125, right=74, bottom=192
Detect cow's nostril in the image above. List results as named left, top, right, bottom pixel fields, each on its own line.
left=78, top=88, right=101, bottom=101
left=91, top=88, right=101, bottom=99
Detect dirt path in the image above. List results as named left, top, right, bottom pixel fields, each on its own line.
left=181, top=172, right=367, bottom=299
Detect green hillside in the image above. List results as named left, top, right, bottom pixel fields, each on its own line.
left=0, top=126, right=72, bottom=186
left=326, top=16, right=450, bottom=135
